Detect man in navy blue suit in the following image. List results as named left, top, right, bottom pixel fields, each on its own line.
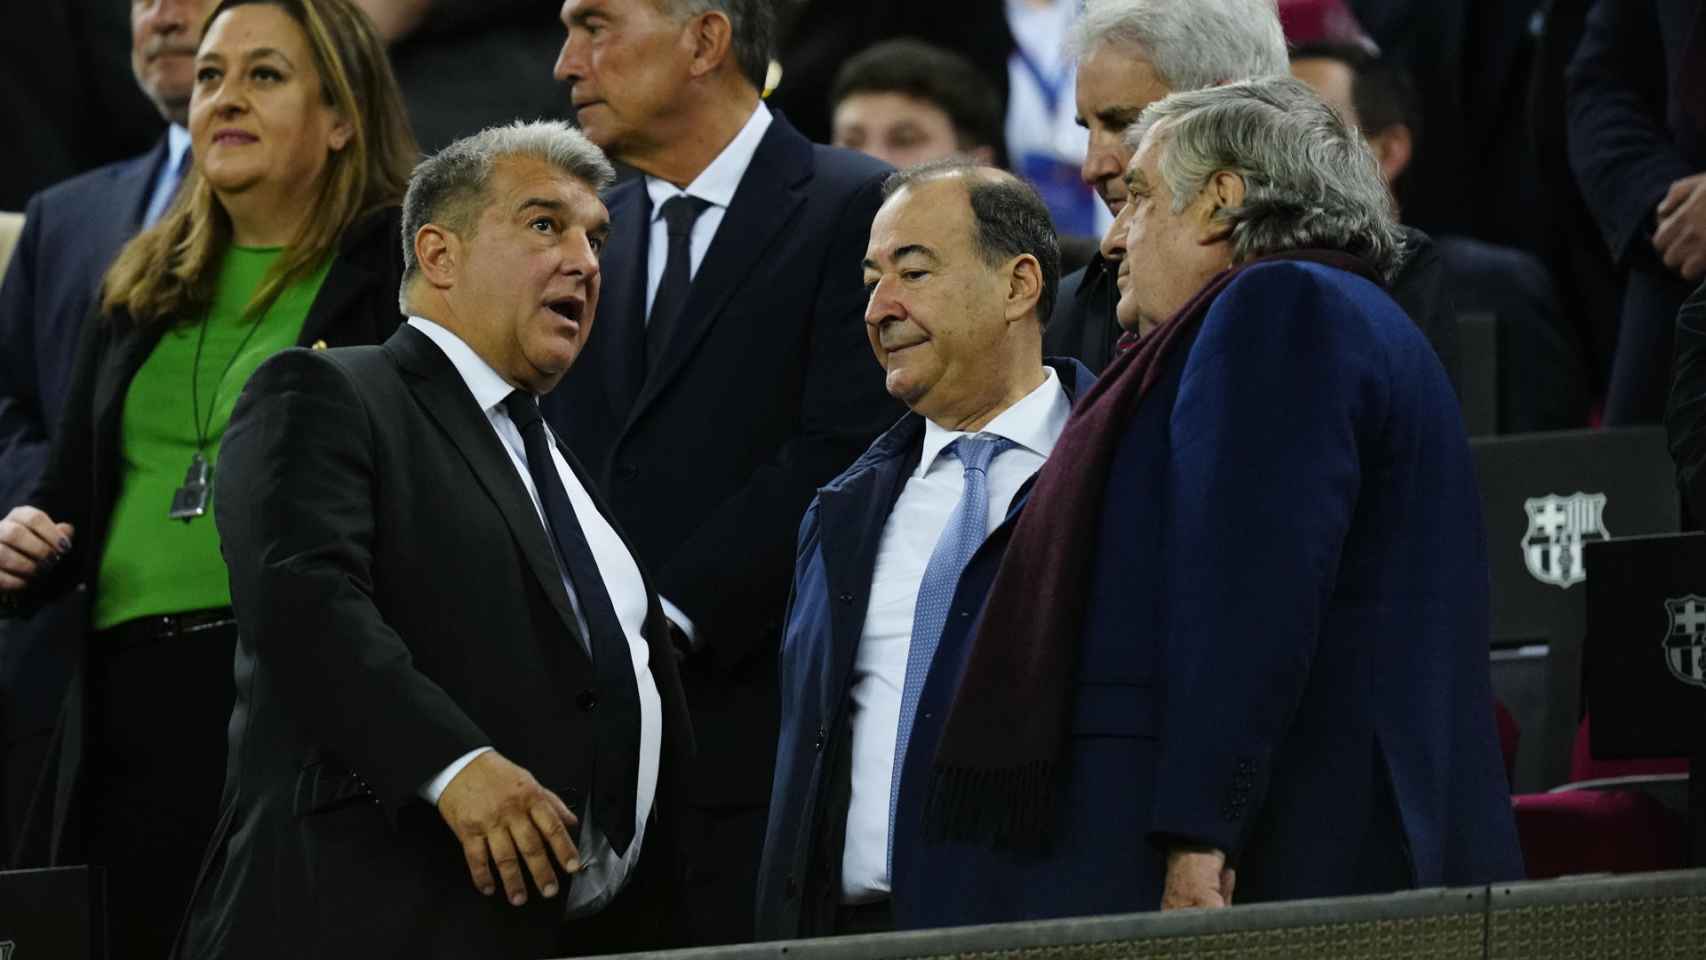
left=889, top=77, right=1521, bottom=927
left=548, top=0, right=899, bottom=943
left=755, top=164, right=1092, bottom=940
left=0, top=0, right=212, bottom=860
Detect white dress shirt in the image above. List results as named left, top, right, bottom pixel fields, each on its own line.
left=641, top=100, right=773, bottom=319
left=840, top=368, right=1072, bottom=901
left=407, top=317, right=663, bottom=917
left=638, top=99, right=773, bottom=644
left=142, top=124, right=192, bottom=228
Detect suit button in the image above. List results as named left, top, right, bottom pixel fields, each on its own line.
left=616, top=464, right=638, bottom=481
left=784, top=875, right=799, bottom=899
left=813, top=726, right=827, bottom=751
left=576, top=689, right=599, bottom=711
left=838, top=592, right=854, bottom=604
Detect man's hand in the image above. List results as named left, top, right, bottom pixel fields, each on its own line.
left=1655, top=173, right=1706, bottom=282
left=1161, top=846, right=1236, bottom=910
left=437, top=750, right=581, bottom=906
left=0, top=506, right=73, bottom=593
left=349, top=0, right=431, bottom=44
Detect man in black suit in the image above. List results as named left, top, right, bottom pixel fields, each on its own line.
left=176, top=122, right=692, bottom=959
left=548, top=0, right=900, bottom=944
left=0, top=0, right=210, bottom=858
left=1568, top=0, right=1706, bottom=424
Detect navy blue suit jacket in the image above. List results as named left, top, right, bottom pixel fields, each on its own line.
left=540, top=114, right=900, bottom=809
left=0, top=138, right=165, bottom=509
left=755, top=358, right=1093, bottom=940
left=891, top=262, right=1523, bottom=928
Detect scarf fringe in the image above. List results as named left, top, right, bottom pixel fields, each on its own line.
left=923, top=759, right=1059, bottom=854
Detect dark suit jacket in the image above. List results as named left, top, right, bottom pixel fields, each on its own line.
left=755, top=358, right=1093, bottom=940
left=540, top=114, right=900, bottom=809
left=1567, top=0, right=1704, bottom=423
left=6, top=207, right=407, bottom=866
left=0, top=139, right=166, bottom=856
left=1668, top=280, right=1706, bottom=526
left=891, top=262, right=1522, bottom=928
left=176, top=324, right=693, bottom=959
left=1045, top=230, right=1462, bottom=390
left=0, top=138, right=167, bottom=510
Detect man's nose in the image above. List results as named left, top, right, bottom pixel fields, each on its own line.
left=1100, top=206, right=1130, bottom=262
left=1082, top=141, right=1120, bottom=189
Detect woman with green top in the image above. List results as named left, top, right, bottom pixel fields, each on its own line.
left=0, top=0, right=416, bottom=953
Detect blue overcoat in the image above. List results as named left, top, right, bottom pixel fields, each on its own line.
left=755, top=358, right=1093, bottom=939
left=889, top=261, right=1524, bottom=928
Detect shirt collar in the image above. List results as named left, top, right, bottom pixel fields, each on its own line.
left=644, top=101, right=773, bottom=219
left=915, top=365, right=1071, bottom=478
left=165, top=124, right=192, bottom=174
left=407, top=316, right=521, bottom=414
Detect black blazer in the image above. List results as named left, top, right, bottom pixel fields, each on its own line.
left=5, top=206, right=407, bottom=866
left=176, top=324, right=693, bottom=959
left=540, top=113, right=900, bottom=806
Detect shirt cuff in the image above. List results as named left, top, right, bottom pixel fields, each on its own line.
left=420, top=746, right=492, bottom=805
left=659, top=596, right=700, bottom=651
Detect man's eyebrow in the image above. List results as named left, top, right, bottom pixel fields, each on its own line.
left=1098, top=105, right=1143, bottom=127
left=861, top=244, right=941, bottom=273
left=517, top=197, right=567, bottom=215
left=893, top=244, right=940, bottom=264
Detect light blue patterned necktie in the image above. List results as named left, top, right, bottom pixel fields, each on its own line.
left=887, top=433, right=1015, bottom=873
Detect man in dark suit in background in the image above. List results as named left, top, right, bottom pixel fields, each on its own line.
left=0, top=0, right=212, bottom=859
left=1045, top=0, right=1289, bottom=373
left=1568, top=0, right=1706, bottom=424
left=178, top=122, right=691, bottom=959
left=1291, top=41, right=1589, bottom=432
left=548, top=0, right=899, bottom=943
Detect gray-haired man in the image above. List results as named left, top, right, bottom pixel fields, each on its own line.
left=176, top=121, right=693, bottom=960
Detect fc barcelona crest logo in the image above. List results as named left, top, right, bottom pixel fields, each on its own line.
left=1664, top=596, right=1706, bottom=690
left=1521, top=493, right=1609, bottom=588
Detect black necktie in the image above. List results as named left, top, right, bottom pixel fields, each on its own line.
left=646, top=195, right=712, bottom=375
left=501, top=391, right=642, bottom=854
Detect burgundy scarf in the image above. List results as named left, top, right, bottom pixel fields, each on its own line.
left=924, top=250, right=1383, bottom=850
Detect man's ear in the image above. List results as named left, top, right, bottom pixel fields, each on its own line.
left=686, top=10, right=735, bottom=80
left=1005, top=253, right=1044, bottom=323
left=1367, top=124, right=1413, bottom=188
left=414, top=223, right=460, bottom=291
left=1197, top=170, right=1246, bottom=245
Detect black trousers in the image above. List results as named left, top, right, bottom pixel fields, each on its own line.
left=86, top=618, right=236, bottom=960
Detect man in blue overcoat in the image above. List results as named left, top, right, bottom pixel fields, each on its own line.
left=756, top=164, right=1093, bottom=939
left=889, top=77, right=1523, bottom=928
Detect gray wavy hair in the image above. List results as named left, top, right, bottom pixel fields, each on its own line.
left=1127, top=77, right=1406, bottom=280
left=1071, top=0, right=1289, bottom=91
left=399, top=120, right=615, bottom=309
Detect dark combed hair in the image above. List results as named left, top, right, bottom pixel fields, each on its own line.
left=1289, top=41, right=1422, bottom=143
left=830, top=39, right=1005, bottom=155
left=667, top=0, right=776, bottom=93
left=882, top=162, right=1061, bottom=324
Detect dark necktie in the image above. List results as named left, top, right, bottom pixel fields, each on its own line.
left=646, top=195, right=713, bottom=375
left=501, top=391, right=642, bottom=854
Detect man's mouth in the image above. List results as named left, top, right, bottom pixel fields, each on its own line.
left=546, top=298, right=584, bottom=324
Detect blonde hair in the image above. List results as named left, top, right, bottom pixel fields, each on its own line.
left=101, top=0, right=418, bottom=326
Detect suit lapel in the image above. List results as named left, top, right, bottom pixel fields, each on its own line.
left=815, top=417, right=923, bottom=676
left=117, top=138, right=170, bottom=231
left=628, top=116, right=813, bottom=421
left=386, top=325, right=586, bottom=645
left=599, top=185, right=651, bottom=418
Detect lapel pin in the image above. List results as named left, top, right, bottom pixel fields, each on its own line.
left=311, top=339, right=328, bottom=351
